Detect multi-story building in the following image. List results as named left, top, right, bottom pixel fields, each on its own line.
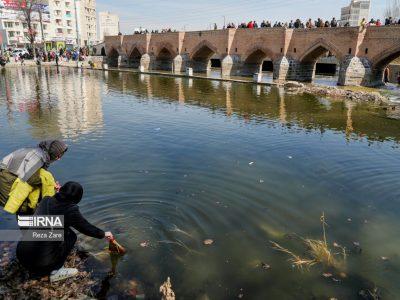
left=340, top=0, right=371, bottom=27
left=0, top=0, right=97, bottom=49
left=77, top=0, right=97, bottom=46
left=98, top=11, right=119, bottom=42
left=47, top=0, right=79, bottom=49
left=0, top=1, right=51, bottom=48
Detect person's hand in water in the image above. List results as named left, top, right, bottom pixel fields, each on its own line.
left=105, top=232, right=114, bottom=241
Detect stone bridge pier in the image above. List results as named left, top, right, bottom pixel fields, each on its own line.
left=105, top=27, right=400, bottom=87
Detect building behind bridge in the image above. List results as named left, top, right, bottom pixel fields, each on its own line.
left=340, top=0, right=371, bottom=27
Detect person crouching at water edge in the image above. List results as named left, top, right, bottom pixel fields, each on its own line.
left=0, top=140, right=67, bottom=215
left=17, top=182, right=114, bottom=282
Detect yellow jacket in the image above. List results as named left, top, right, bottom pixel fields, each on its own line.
left=4, top=169, right=56, bottom=214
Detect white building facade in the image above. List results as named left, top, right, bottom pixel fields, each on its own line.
left=0, top=0, right=97, bottom=49
left=98, top=11, right=119, bottom=42
left=340, top=0, right=371, bottom=27
left=47, top=0, right=79, bottom=49
left=77, top=0, right=97, bottom=46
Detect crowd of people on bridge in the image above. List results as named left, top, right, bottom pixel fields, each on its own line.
left=223, top=16, right=400, bottom=30
left=132, top=15, right=400, bottom=35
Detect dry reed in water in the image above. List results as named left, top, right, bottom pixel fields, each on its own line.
left=271, top=213, right=346, bottom=271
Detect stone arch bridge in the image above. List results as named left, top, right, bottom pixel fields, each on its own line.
left=105, top=27, right=400, bottom=86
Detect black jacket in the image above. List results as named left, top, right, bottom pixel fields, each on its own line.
left=17, top=184, right=104, bottom=270
left=35, top=195, right=105, bottom=239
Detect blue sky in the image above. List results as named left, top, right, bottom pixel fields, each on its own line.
left=97, top=0, right=387, bottom=33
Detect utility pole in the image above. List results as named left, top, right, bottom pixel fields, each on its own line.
left=74, top=0, right=81, bottom=47
left=223, top=15, right=226, bottom=29
left=38, top=5, right=47, bottom=55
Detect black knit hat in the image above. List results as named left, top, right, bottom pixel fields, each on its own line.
left=48, top=140, right=68, bottom=161
left=59, top=182, right=83, bottom=204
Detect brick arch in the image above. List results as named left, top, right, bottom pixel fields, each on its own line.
left=128, top=44, right=145, bottom=58
left=190, top=40, right=219, bottom=60
left=370, top=44, right=400, bottom=69
left=107, top=47, right=120, bottom=67
left=107, top=47, right=119, bottom=58
left=155, top=42, right=177, bottom=58
left=299, top=38, right=344, bottom=63
left=243, top=45, right=276, bottom=63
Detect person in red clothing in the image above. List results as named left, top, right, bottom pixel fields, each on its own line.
left=247, top=21, right=254, bottom=28
left=376, top=19, right=382, bottom=26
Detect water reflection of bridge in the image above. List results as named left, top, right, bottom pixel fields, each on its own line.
left=105, top=71, right=400, bottom=143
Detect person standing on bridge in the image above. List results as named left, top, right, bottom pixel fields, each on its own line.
left=360, top=18, right=367, bottom=29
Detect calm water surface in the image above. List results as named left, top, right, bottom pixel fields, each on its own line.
left=1, top=67, right=400, bottom=299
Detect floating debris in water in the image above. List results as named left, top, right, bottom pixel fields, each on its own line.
left=353, top=241, right=360, bottom=247
left=249, top=162, right=254, bottom=166
left=288, top=156, right=293, bottom=159
left=203, top=239, right=214, bottom=245
left=323, top=273, right=333, bottom=278
left=381, top=256, right=389, bottom=261
left=160, top=277, right=175, bottom=300
left=140, top=241, right=150, bottom=248
left=271, top=213, right=347, bottom=271
left=155, top=128, right=161, bottom=131
left=261, top=262, right=271, bottom=270
left=259, top=179, right=264, bottom=183
left=359, top=287, right=381, bottom=300
left=347, top=218, right=352, bottom=222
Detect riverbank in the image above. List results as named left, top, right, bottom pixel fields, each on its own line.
left=1, top=60, right=394, bottom=104
left=283, top=81, right=391, bottom=104
left=0, top=243, right=96, bottom=299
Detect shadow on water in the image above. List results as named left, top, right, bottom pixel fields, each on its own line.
left=1, top=67, right=400, bottom=299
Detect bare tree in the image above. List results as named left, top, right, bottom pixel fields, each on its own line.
left=16, top=0, right=42, bottom=59
left=385, top=0, right=400, bottom=18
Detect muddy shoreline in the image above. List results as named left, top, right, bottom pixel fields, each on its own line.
left=282, top=81, right=391, bottom=104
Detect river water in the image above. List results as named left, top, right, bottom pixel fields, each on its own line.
left=1, top=67, right=400, bottom=299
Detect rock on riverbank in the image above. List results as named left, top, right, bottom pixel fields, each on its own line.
left=283, top=81, right=390, bottom=104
